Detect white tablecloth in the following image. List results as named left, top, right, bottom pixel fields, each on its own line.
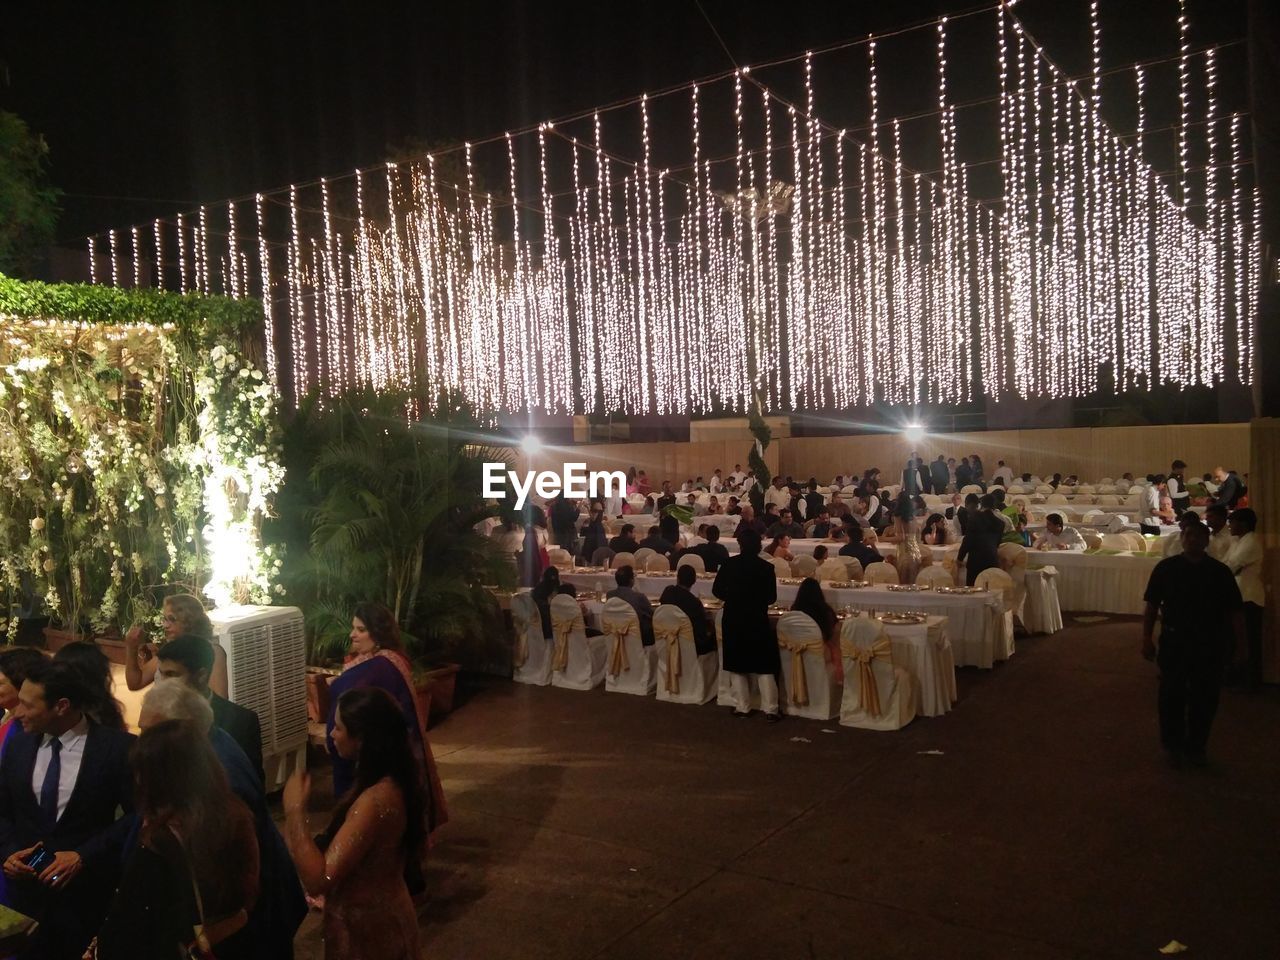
left=875, top=614, right=956, bottom=717
left=1025, top=550, right=1159, bottom=615
left=561, top=571, right=1002, bottom=669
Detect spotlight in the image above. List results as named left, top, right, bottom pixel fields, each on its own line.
left=520, top=435, right=542, bottom=456
left=903, top=424, right=925, bottom=444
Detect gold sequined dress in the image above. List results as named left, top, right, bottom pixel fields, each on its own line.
left=323, top=778, right=421, bottom=960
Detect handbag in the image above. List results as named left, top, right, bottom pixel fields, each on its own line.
left=168, top=825, right=217, bottom=960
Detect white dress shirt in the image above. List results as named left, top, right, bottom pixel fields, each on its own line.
left=1209, top=526, right=1234, bottom=562
left=993, top=466, right=1014, bottom=487
left=1166, top=475, right=1189, bottom=506
left=709, top=475, right=723, bottom=494
left=32, top=716, right=90, bottom=823
left=1033, top=526, right=1087, bottom=551
left=728, top=470, right=746, bottom=486
left=765, top=485, right=791, bottom=510
left=1223, top=531, right=1264, bottom=606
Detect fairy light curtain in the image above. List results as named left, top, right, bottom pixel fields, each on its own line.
left=84, top=1, right=1259, bottom=414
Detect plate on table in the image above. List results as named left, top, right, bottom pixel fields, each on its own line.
left=779, top=577, right=806, bottom=585
left=768, top=605, right=787, bottom=615
left=936, top=586, right=985, bottom=595
left=827, top=580, right=853, bottom=589
left=878, top=613, right=927, bottom=625
left=647, top=570, right=677, bottom=578
left=576, top=566, right=604, bottom=574
left=702, top=599, right=723, bottom=610
left=886, top=584, right=923, bottom=592
left=698, top=571, right=718, bottom=580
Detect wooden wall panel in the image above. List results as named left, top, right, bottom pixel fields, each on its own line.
left=510, top=424, right=1249, bottom=492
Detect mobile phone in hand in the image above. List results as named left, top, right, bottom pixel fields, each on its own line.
left=22, top=846, right=54, bottom=873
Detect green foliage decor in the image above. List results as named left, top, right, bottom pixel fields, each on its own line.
left=0, top=273, right=282, bottom=635
left=747, top=404, right=772, bottom=514
left=267, top=390, right=515, bottom=669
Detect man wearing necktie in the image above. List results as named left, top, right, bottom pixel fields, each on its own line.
left=0, top=659, right=134, bottom=960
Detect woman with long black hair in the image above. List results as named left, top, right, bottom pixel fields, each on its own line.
left=284, top=687, right=427, bottom=959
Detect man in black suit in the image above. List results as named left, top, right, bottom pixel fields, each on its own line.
left=839, top=528, right=883, bottom=569
left=608, top=523, right=640, bottom=555
left=606, top=566, right=655, bottom=647
left=957, top=494, right=1005, bottom=586
left=684, top=525, right=731, bottom=573
left=659, top=565, right=715, bottom=655
left=0, top=660, right=134, bottom=960
left=930, top=455, right=950, bottom=494
left=636, top=524, right=676, bottom=562
left=157, top=634, right=265, bottom=787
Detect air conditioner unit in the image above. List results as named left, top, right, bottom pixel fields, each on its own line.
left=211, top=605, right=308, bottom=791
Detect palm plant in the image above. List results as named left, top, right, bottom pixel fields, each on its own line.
left=268, top=390, right=515, bottom=666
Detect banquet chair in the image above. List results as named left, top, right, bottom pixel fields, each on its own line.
left=1120, top=532, right=1148, bottom=552
left=776, top=612, right=840, bottom=721
left=1094, top=484, right=1117, bottom=495
left=591, top=547, right=615, bottom=568
left=974, top=567, right=1017, bottom=661
left=547, top=547, right=574, bottom=571
left=793, top=554, right=819, bottom=578
left=1035, top=485, right=1054, bottom=496
left=1081, top=509, right=1107, bottom=524
left=611, top=551, right=636, bottom=570
left=1096, top=477, right=1114, bottom=486
left=653, top=605, right=717, bottom=705
left=1081, top=531, right=1103, bottom=551
left=1075, top=485, right=1095, bottom=497
left=676, top=552, right=705, bottom=573
left=1046, top=493, right=1068, bottom=504
left=816, top=559, right=849, bottom=582
left=632, top=547, right=657, bottom=569
left=769, top=556, right=792, bottom=578
left=1028, top=476, right=1043, bottom=485
left=960, top=484, right=983, bottom=497
left=645, top=553, right=671, bottom=572
left=863, top=562, right=899, bottom=585
left=1022, top=564, right=1064, bottom=634
left=838, top=617, right=916, bottom=731
left=916, top=565, right=954, bottom=589
left=549, top=594, right=607, bottom=690
left=841, top=484, right=861, bottom=497
left=510, top=592, right=553, bottom=686
left=715, top=608, right=757, bottom=710
left=996, top=542, right=1029, bottom=623
left=839, top=556, right=864, bottom=582
left=1099, top=533, right=1132, bottom=551
left=1095, top=494, right=1121, bottom=505
left=601, top=597, right=657, bottom=696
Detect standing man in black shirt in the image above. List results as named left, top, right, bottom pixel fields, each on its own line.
left=1142, top=521, right=1244, bottom=767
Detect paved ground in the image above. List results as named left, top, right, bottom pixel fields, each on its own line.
left=291, top=617, right=1279, bottom=959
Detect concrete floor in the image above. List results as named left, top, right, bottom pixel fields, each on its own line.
left=290, top=618, right=1279, bottom=959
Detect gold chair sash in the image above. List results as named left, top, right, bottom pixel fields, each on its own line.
left=512, top=610, right=531, bottom=668
left=655, top=626, right=684, bottom=693
left=839, top=634, right=893, bottom=718
left=776, top=635, right=827, bottom=706
left=603, top=621, right=633, bottom=677
left=551, top=616, right=578, bottom=673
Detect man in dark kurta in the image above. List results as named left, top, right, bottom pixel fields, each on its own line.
left=711, top=529, right=781, bottom=720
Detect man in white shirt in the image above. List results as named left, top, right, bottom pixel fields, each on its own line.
left=1161, top=512, right=1204, bottom=557
left=831, top=474, right=845, bottom=491
left=992, top=460, right=1015, bottom=487
left=1033, top=513, right=1087, bottom=551
left=709, top=469, right=724, bottom=494
left=1224, top=508, right=1264, bottom=689
left=765, top=478, right=791, bottom=512
left=1203, top=504, right=1234, bottom=561
left=728, top=464, right=747, bottom=486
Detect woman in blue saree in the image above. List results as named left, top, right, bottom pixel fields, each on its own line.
left=325, top=602, right=447, bottom=839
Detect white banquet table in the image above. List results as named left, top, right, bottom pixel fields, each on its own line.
left=560, top=570, right=1002, bottom=669
left=1024, top=549, right=1159, bottom=615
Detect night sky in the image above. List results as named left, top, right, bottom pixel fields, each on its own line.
left=2, top=1, right=1250, bottom=248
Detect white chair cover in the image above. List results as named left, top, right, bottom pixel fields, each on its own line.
left=653, top=605, right=717, bottom=705
left=510, top=592, right=552, bottom=686
left=838, top=617, right=916, bottom=731
left=775, top=612, right=840, bottom=721
left=769, top=555, right=792, bottom=577
left=547, top=547, right=574, bottom=570
left=793, top=555, right=819, bottom=578
left=632, top=547, right=657, bottom=568
left=816, top=559, right=848, bottom=582
left=601, top=597, right=657, bottom=696
left=1047, top=493, right=1068, bottom=504
left=549, top=594, right=607, bottom=690
left=1022, top=566, right=1064, bottom=635
left=1035, top=485, right=1054, bottom=495
left=611, top=551, right=636, bottom=570
left=863, top=562, right=899, bottom=585
left=1099, top=533, right=1131, bottom=551
left=1095, top=494, right=1121, bottom=505
left=839, top=556, right=864, bottom=581
left=960, top=484, right=983, bottom=496
left=975, top=567, right=1016, bottom=661
left=1096, top=477, right=1114, bottom=486
left=916, top=565, right=954, bottom=589
left=1074, top=485, right=1095, bottom=496
left=1081, top=530, right=1103, bottom=551
left=1081, top=509, right=1107, bottom=524
left=645, top=553, right=671, bottom=572
left=996, top=542, right=1029, bottom=623
left=676, top=552, right=705, bottom=573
